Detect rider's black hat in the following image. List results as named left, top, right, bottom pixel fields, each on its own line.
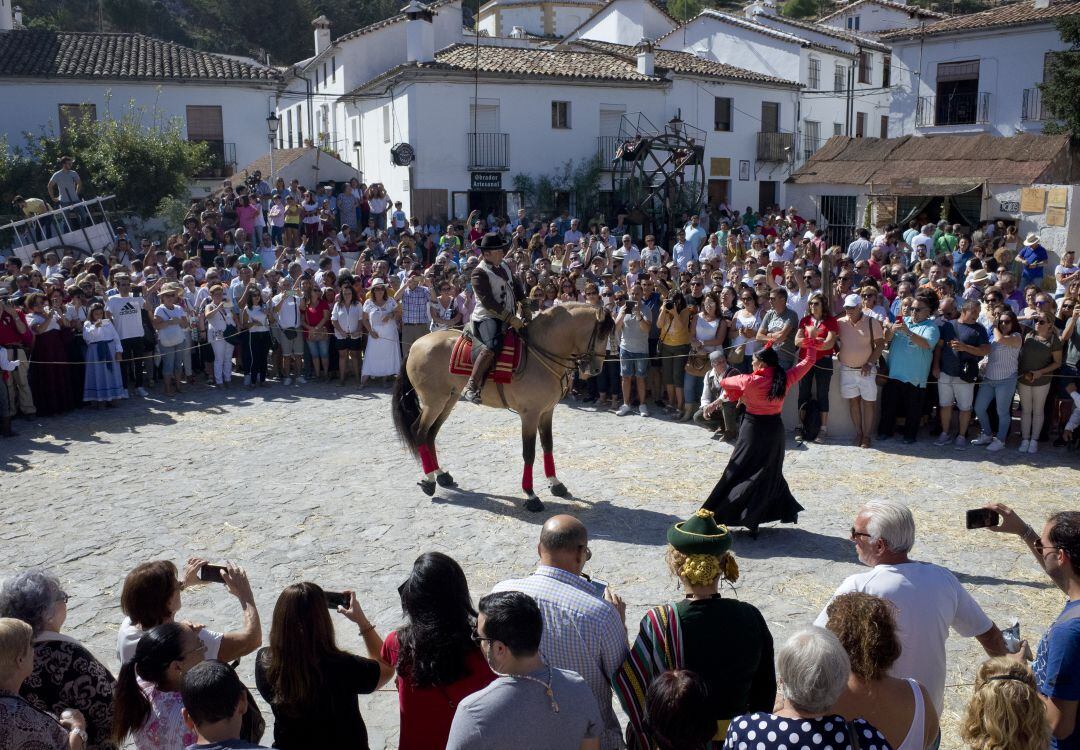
left=479, top=232, right=509, bottom=253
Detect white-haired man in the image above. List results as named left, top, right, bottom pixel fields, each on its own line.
left=815, top=500, right=1007, bottom=720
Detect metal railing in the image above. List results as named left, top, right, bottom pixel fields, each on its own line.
left=757, top=131, right=795, bottom=162
left=802, top=136, right=820, bottom=162
left=597, top=135, right=620, bottom=165
left=916, top=92, right=990, bottom=127
left=1022, top=88, right=1045, bottom=121
left=467, top=132, right=510, bottom=171
left=194, top=141, right=237, bottom=179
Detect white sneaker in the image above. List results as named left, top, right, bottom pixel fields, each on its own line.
left=987, top=438, right=1004, bottom=452
left=1018, top=439, right=1030, bottom=453
left=282, top=377, right=292, bottom=386
left=639, top=404, right=651, bottom=417
left=934, top=433, right=951, bottom=447
left=1028, top=440, right=1038, bottom=454
left=616, top=404, right=633, bottom=417
left=297, top=376, right=307, bottom=384
left=971, top=434, right=993, bottom=446
left=954, top=435, right=967, bottom=450
left=136, top=387, right=149, bottom=397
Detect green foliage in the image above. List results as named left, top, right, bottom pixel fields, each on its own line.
left=667, top=0, right=704, bottom=21
left=156, top=196, right=192, bottom=233
left=513, top=156, right=602, bottom=221
left=781, top=0, right=821, bottom=19
left=1040, top=17, right=1080, bottom=140
left=0, top=137, right=49, bottom=222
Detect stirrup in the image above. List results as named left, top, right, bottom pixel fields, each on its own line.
left=463, top=381, right=482, bottom=403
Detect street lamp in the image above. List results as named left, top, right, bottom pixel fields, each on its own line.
left=266, top=111, right=280, bottom=180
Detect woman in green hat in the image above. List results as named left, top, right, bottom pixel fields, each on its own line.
left=613, top=510, right=776, bottom=749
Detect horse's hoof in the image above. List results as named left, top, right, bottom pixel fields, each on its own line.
left=418, top=480, right=436, bottom=497
left=550, top=482, right=568, bottom=497
left=436, top=472, right=457, bottom=488
left=524, top=495, right=545, bottom=513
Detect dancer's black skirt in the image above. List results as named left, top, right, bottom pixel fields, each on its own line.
left=703, top=412, right=803, bottom=530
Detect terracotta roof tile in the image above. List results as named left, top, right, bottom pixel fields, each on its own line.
left=426, top=42, right=662, bottom=81
left=751, top=12, right=891, bottom=50
left=0, top=30, right=282, bottom=81
left=335, top=0, right=458, bottom=43
left=880, top=0, right=1080, bottom=39
left=577, top=40, right=800, bottom=86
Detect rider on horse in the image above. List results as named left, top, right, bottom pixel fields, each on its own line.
left=463, top=232, right=528, bottom=404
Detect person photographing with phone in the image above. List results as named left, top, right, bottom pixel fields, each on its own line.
left=254, top=582, right=393, bottom=749
left=116, top=559, right=261, bottom=666
left=980, top=504, right=1080, bottom=749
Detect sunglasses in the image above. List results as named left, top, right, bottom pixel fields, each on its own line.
left=471, top=627, right=494, bottom=645
left=850, top=527, right=872, bottom=541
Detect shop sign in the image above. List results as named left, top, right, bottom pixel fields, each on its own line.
left=471, top=172, right=502, bottom=190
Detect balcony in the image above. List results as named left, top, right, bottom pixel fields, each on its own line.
left=757, top=131, right=795, bottom=162
left=193, top=141, right=236, bottom=179
left=1022, top=88, right=1046, bottom=121
left=467, top=132, right=509, bottom=171
left=915, top=92, right=990, bottom=127
left=597, top=135, right=619, bottom=165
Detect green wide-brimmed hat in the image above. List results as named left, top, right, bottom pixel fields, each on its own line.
left=667, top=509, right=733, bottom=556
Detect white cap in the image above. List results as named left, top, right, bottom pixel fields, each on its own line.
left=843, top=293, right=861, bottom=308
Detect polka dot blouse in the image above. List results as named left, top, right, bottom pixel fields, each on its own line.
left=724, top=712, right=893, bottom=750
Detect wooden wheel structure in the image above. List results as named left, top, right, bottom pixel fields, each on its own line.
left=610, top=113, right=706, bottom=245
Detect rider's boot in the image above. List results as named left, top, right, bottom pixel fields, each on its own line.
left=462, top=347, right=496, bottom=404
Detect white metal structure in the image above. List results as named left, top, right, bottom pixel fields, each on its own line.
left=2, top=196, right=118, bottom=264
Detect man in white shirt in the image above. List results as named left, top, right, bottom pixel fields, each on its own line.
left=672, top=229, right=697, bottom=272
left=910, top=224, right=935, bottom=264
left=683, top=215, right=706, bottom=257
left=563, top=218, right=583, bottom=248
left=271, top=277, right=305, bottom=385
left=815, top=500, right=1008, bottom=717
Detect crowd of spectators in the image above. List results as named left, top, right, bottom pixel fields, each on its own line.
left=0, top=503, right=1076, bottom=750
left=3, top=176, right=1078, bottom=456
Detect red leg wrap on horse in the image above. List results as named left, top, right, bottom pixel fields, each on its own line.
left=522, top=464, right=534, bottom=492
left=418, top=445, right=437, bottom=475
left=543, top=452, right=556, bottom=478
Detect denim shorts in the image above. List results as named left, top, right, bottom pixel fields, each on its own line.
left=306, top=337, right=329, bottom=359
left=620, top=348, right=648, bottom=378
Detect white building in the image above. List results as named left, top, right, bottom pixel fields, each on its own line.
left=0, top=7, right=282, bottom=183
left=881, top=0, right=1080, bottom=136
left=815, top=0, right=948, bottom=36
left=478, top=0, right=610, bottom=38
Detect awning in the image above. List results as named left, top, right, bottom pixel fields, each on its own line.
left=868, top=180, right=983, bottom=197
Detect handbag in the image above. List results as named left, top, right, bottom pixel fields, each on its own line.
left=158, top=323, right=185, bottom=348
left=140, top=308, right=156, bottom=348
left=727, top=343, right=746, bottom=365
left=959, top=357, right=980, bottom=383
left=685, top=352, right=710, bottom=378
left=282, top=327, right=298, bottom=340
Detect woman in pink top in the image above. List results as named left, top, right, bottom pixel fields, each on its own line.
left=702, top=344, right=815, bottom=537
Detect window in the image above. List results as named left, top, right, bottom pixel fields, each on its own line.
left=382, top=105, right=391, bottom=143
left=857, top=51, right=872, bottom=84
left=761, top=102, right=779, bottom=133
left=332, top=56, right=336, bottom=83
left=714, top=97, right=732, bottom=131
left=855, top=111, right=867, bottom=137
left=880, top=115, right=889, bottom=138
left=323, top=63, right=328, bottom=87
left=57, top=104, right=96, bottom=136
left=808, top=57, right=820, bottom=89
left=833, top=122, right=843, bottom=136
left=882, top=54, right=892, bottom=88
left=315, top=68, right=320, bottom=89
left=551, top=101, right=571, bottom=129
left=847, top=15, right=860, bottom=29
left=758, top=181, right=777, bottom=212
left=821, top=195, right=857, bottom=247
left=933, top=60, right=981, bottom=126
left=803, top=120, right=820, bottom=160
left=834, top=64, right=846, bottom=93
left=297, top=103, right=304, bottom=143
left=186, top=105, right=226, bottom=178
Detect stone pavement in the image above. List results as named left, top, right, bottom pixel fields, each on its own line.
left=2, top=382, right=1076, bottom=749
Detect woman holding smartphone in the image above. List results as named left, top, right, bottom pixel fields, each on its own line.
left=332, top=284, right=364, bottom=386
left=203, top=284, right=235, bottom=388
left=240, top=284, right=271, bottom=388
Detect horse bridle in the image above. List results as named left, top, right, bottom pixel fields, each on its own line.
left=524, top=316, right=605, bottom=378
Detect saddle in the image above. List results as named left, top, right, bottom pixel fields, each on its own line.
left=449, top=325, right=525, bottom=383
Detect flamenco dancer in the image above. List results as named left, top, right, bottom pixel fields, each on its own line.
left=701, top=342, right=817, bottom=536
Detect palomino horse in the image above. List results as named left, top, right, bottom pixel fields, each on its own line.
left=392, top=303, right=615, bottom=512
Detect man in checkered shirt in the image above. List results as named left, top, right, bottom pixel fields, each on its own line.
left=491, top=515, right=629, bottom=750
left=395, top=269, right=432, bottom=360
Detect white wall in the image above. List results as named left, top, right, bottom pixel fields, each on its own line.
left=889, top=25, right=1067, bottom=137
left=984, top=183, right=1076, bottom=258
left=659, top=16, right=803, bottom=83
left=0, top=79, right=277, bottom=171
left=573, top=0, right=676, bottom=45
left=820, top=3, right=928, bottom=34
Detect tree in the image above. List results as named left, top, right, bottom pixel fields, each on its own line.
left=667, top=0, right=704, bottom=21
left=19, top=99, right=209, bottom=218
left=782, top=0, right=821, bottom=19
left=1040, top=16, right=1080, bottom=139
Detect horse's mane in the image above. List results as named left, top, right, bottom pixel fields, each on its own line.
left=530, top=302, right=615, bottom=339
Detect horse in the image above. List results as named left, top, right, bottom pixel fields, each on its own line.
left=392, top=303, right=615, bottom=512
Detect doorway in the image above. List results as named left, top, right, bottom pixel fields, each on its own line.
left=468, top=190, right=506, bottom=220
left=758, top=181, right=778, bottom=212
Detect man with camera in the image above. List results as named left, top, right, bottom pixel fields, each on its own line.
left=615, top=284, right=650, bottom=417
left=463, top=233, right=527, bottom=404
left=983, top=504, right=1080, bottom=748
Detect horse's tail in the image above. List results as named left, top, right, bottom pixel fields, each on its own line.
left=391, top=358, right=421, bottom=458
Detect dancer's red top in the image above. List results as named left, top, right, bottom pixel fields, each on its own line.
left=720, top=352, right=815, bottom=415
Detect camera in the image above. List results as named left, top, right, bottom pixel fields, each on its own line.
left=664, top=301, right=674, bottom=310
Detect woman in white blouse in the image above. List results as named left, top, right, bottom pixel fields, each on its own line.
left=202, top=284, right=235, bottom=388
left=82, top=303, right=126, bottom=406
left=361, top=279, right=401, bottom=386
left=331, top=284, right=364, bottom=386
left=153, top=285, right=190, bottom=397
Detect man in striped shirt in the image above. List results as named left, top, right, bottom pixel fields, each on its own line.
left=491, top=515, right=629, bottom=750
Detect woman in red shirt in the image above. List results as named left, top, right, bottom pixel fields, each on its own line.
left=793, top=291, right=838, bottom=444
left=702, top=343, right=816, bottom=537
left=381, top=552, right=495, bottom=750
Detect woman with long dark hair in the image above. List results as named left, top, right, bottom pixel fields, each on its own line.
left=254, top=582, right=393, bottom=750
left=380, top=552, right=495, bottom=749
left=702, top=344, right=816, bottom=536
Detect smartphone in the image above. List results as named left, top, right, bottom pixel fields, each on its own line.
left=965, top=508, right=1000, bottom=529
left=198, top=564, right=227, bottom=584
left=324, top=590, right=350, bottom=610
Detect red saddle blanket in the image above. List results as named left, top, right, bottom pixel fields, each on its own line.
left=449, top=330, right=523, bottom=384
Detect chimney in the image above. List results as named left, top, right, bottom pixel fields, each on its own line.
left=1033, top=0, right=1050, bottom=8
left=0, top=0, right=13, bottom=32
left=510, top=25, right=526, bottom=38
left=13, top=4, right=20, bottom=25
left=402, top=0, right=435, bottom=64
left=312, top=15, right=331, bottom=56
left=634, top=37, right=655, bottom=76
